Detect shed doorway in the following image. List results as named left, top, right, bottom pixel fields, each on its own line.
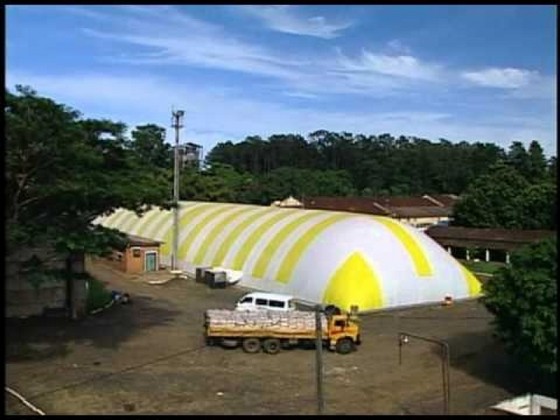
left=145, top=251, right=158, bottom=272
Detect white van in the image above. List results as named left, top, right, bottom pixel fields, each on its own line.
left=235, top=292, right=296, bottom=312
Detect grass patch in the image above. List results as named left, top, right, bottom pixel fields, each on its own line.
left=461, top=260, right=506, bottom=275
left=86, top=275, right=113, bottom=312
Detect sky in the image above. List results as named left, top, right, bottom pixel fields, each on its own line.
left=6, top=5, right=557, bottom=156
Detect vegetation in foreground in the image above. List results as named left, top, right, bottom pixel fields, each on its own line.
left=482, top=237, right=557, bottom=394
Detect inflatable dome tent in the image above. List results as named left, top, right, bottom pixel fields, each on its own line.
left=95, top=201, right=481, bottom=312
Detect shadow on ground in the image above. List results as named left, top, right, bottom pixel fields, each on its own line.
left=5, top=295, right=181, bottom=363
left=440, top=330, right=557, bottom=397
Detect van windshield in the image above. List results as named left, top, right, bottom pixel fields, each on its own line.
left=239, top=296, right=252, bottom=304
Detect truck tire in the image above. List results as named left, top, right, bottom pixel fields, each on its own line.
left=242, top=338, right=261, bottom=353
left=263, top=338, right=281, bottom=354
left=335, top=338, right=355, bottom=355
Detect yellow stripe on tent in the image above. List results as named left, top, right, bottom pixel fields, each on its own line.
left=193, top=206, right=259, bottom=265
left=112, top=210, right=135, bottom=230
left=147, top=210, right=172, bottom=243
left=251, top=212, right=322, bottom=278
left=211, top=207, right=273, bottom=266
left=120, top=212, right=142, bottom=233
left=133, top=208, right=163, bottom=237
left=105, top=209, right=129, bottom=229
left=275, top=214, right=349, bottom=283
left=231, top=209, right=298, bottom=270
left=102, top=209, right=125, bottom=228
left=459, top=264, right=482, bottom=297
left=160, top=203, right=214, bottom=256
left=373, top=217, right=433, bottom=276
left=178, top=205, right=237, bottom=260
left=322, top=252, right=384, bottom=312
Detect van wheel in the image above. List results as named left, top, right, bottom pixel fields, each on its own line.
left=335, top=338, right=355, bottom=355
left=263, top=338, right=281, bottom=354
left=242, top=338, right=261, bottom=353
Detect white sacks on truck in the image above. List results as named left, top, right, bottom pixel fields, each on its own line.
left=205, top=309, right=328, bottom=334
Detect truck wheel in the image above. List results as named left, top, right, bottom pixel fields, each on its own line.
left=335, top=338, right=355, bottom=355
left=263, top=338, right=281, bottom=354
left=242, top=338, right=261, bottom=353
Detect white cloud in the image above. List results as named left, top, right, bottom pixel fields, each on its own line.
left=283, top=91, right=320, bottom=99
left=83, top=28, right=304, bottom=81
left=73, top=7, right=435, bottom=98
left=239, top=5, right=352, bottom=39
left=386, top=39, right=411, bottom=54
left=336, top=49, right=443, bottom=81
left=7, top=71, right=556, bottom=156
left=506, top=75, right=557, bottom=100
left=461, top=67, right=539, bottom=88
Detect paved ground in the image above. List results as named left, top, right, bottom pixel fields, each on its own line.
left=4, top=259, right=539, bottom=415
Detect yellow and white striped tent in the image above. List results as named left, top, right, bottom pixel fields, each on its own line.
left=95, top=201, right=481, bottom=312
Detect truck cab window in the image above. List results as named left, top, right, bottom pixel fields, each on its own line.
left=334, top=320, right=346, bottom=328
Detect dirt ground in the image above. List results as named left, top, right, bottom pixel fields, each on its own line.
left=4, top=259, right=542, bottom=415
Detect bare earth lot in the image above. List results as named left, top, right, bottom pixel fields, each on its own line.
left=5, top=260, right=534, bottom=415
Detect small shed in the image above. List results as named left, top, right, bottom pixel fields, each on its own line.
left=110, top=234, right=162, bottom=274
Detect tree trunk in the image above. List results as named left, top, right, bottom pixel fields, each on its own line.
left=66, top=251, right=86, bottom=320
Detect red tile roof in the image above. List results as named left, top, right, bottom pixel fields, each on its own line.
left=302, top=195, right=459, bottom=218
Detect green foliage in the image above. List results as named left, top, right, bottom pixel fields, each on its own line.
left=6, top=85, right=172, bottom=277
left=461, top=260, right=505, bottom=275
left=86, top=275, right=113, bottom=312
left=452, top=162, right=530, bottom=229
left=207, top=132, right=507, bottom=196
left=482, top=238, right=557, bottom=373
left=130, top=124, right=172, bottom=169
left=180, top=163, right=253, bottom=203
left=452, top=161, right=556, bottom=230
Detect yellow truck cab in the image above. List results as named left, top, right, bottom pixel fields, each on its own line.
left=326, top=313, right=361, bottom=354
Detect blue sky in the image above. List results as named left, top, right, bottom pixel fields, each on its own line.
left=6, top=5, right=557, bottom=156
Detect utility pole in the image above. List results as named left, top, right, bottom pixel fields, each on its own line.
left=171, top=109, right=185, bottom=271
left=315, top=304, right=325, bottom=414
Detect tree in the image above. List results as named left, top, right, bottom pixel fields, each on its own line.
left=452, top=162, right=529, bottom=229
left=482, top=237, right=557, bottom=374
left=6, top=86, right=171, bottom=281
left=506, top=141, right=531, bottom=177
left=526, top=140, right=547, bottom=182
left=453, top=157, right=556, bottom=230
left=521, top=182, right=557, bottom=230
left=129, top=124, right=171, bottom=169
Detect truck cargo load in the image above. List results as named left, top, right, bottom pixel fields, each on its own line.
left=204, top=307, right=360, bottom=355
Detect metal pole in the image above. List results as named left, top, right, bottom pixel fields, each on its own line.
left=171, top=110, right=184, bottom=271
left=397, top=332, right=450, bottom=415
left=315, top=305, right=325, bottom=415
left=442, top=342, right=450, bottom=415
left=398, top=333, right=403, bottom=366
